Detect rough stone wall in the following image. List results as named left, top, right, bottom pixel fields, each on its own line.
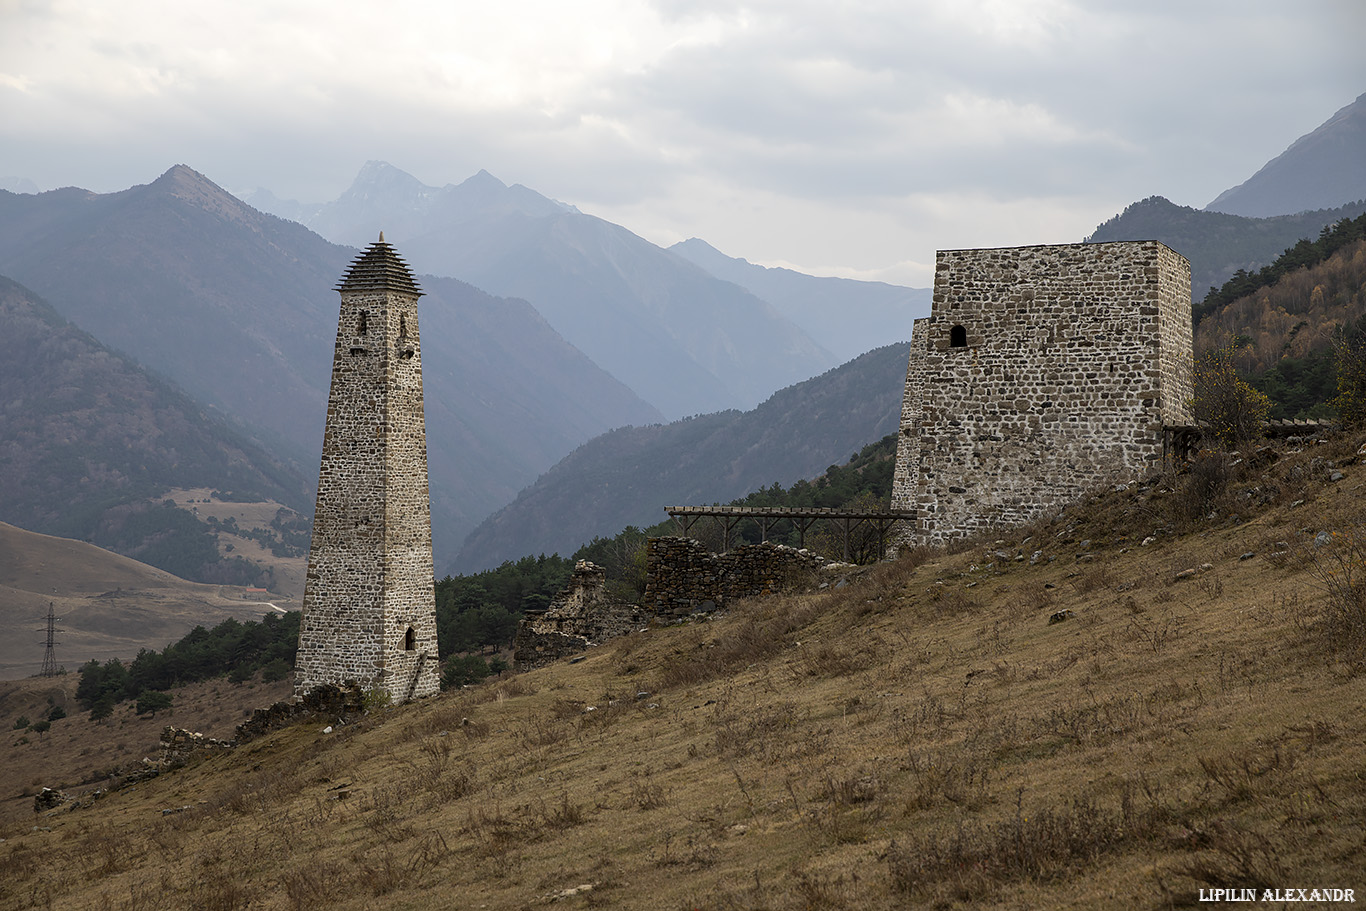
left=296, top=240, right=441, bottom=703
left=644, top=538, right=833, bottom=618
left=1156, top=243, right=1195, bottom=426
left=891, top=241, right=1192, bottom=545
left=889, top=317, right=930, bottom=550
left=513, top=561, right=648, bottom=669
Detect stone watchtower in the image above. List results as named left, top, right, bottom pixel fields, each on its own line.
left=295, top=234, right=441, bottom=703
left=892, top=241, right=1192, bottom=545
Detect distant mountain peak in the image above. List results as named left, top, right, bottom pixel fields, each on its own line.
left=154, top=163, right=217, bottom=190
left=149, top=165, right=260, bottom=222
left=1206, top=92, right=1366, bottom=217
left=465, top=169, right=507, bottom=189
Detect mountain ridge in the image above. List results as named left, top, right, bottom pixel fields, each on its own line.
left=1206, top=92, right=1366, bottom=217
left=0, top=167, right=663, bottom=563
left=453, top=342, right=912, bottom=572
left=254, top=162, right=839, bottom=418
left=668, top=237, right=931, bottom=363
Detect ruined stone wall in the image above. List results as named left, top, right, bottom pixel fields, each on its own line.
left=296, top=241, right=440, bottom=704
left=513, top=561, right=648, bottom=670
left=891, top=241, right=1192, bottom=545
left=644, top=538, right=833, bottom=618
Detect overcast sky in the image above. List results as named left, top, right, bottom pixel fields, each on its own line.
left=2, top=0, right=1363, bottom=286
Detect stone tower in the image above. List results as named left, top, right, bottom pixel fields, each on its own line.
left=295, top=234, right=441, bottom=703
left=892, top=240, right=1192, bottom=545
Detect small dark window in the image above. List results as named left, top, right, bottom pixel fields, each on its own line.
left=399, top=314, right=408, bottom=339
left=357, top=311, right=369, bottom=336
left=949, top=325, right=967, bottom=348
left=403, top=627, right=416, bottom=651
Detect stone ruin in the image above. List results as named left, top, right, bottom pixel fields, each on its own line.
left=513, top=560, right=648, bottom=669
left=511, top=543, right=847, bottom=669
left=643, top=537, right=840, bottom=619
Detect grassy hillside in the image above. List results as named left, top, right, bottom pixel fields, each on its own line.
left=4, top=431, right=1365, bottom=909
left=0, top=520, right=299, bottom=679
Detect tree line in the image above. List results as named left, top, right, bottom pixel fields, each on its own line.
left=75, top=612, right=299, bottom=719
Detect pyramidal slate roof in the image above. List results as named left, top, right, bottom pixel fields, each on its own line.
left=335, top=233, right=423, bottom=296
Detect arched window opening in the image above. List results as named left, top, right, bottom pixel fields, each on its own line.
left=403, top=627, right=416, bottom=651
left=949, top=325, right=967, bottom=348
left=357, top=311, right=369, bottom=336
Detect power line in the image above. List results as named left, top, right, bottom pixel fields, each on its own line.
left=38, top=602, right=62, bottom=677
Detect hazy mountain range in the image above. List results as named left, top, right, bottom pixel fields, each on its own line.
left=249, top=163, right=854, bottom=419
left=0, top=167, right=662, bottom=565
left=0, top=88, right=1361, bottom=591
left=453, top=343, right=912, bottom=571
left=668, top=238, right=930, bottom=363
left=0, top=274, right=307, bottom=580
left=1206, top=92, right=1366, bottom=218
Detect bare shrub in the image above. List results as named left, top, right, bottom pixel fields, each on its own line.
left=712, top=703, right=805, bottom=761
left=1197, top=744, right=1296, bottom=805
left=1304, top=525, right=1366, bottom=658
left=282, top=861, right=351, bottom=910
left=1178, top=821, right=1288, bottom=895
left=629, top=772, right=668, bottom=811
left=540, top=792, right=586, bottom=829
left=905, top=750, right=992, bottom=811
left=887, top=792, right=1139, bottom=900
left=654, top=596, right=821, bottom=691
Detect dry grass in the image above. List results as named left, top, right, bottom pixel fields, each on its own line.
left=4, top=434, right=1366, bottom=909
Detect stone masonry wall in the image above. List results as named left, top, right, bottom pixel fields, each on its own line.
left=891, top=241, right=1192, bottom=545
left=296, top=241, right=440, bottom=704
left=513, top=561, right=648, bottom=669
left=889, top=317, right=930, bottom=550
left=644, top=538, right=833, bottom=619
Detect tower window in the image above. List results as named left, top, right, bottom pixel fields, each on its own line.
left=403, top=627, right=416, bottom=651
left=949, top=325, right=967, bottom=348
left=357, top=311, right=369, bottom=336
left=399, top=314, right=408, bottom=339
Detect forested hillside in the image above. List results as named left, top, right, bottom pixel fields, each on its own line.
left=1194, top=214, right=1366, bottom=420
left=0, top=276, right=308, bottom=583
left=453, top=342, right=911, bottom=572
left=1086, top=196, right=1366, bottom=299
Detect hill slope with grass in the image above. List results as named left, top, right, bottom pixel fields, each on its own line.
left=4, top=430, right=1365, bottom=909
left=0, top=521, right=293, bottom=678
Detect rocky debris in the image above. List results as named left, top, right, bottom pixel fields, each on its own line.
left=159, top=726, right=234, bottom=767
left=32, top=788, right=72, bottom=814
left=1173, top=563, right=1215, bottom=582
left=236, top=683, right=366, bottom=743
left=513, top=561, right=648, bottom=670
left=1048, top=609, right=1074, bottom=625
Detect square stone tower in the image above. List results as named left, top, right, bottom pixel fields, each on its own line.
left=295, top=234, right=441, bottom=703
left=891, top=240, right=1192, bottom=545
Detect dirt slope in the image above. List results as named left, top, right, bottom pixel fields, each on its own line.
left=3, top=433, right=1365, bottom=909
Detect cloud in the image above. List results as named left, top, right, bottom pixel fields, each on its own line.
left=0, top=0, right=1363, bottom=285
